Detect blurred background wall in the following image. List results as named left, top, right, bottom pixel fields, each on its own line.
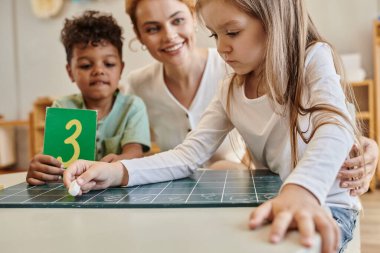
left=0, top=0, right=378, bottom=167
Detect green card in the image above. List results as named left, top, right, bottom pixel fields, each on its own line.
left=43, top=107, right=97, bottom=168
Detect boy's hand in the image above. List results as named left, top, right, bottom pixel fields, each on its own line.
left=26, top=154, right=64, bottom=185
left=339, top=136, right=378, bottom=196
left=100, top=153, right=120, bottom=163
left=249, top=184, right=339, bottom=253
left=100, top=144, right=144, bottom=163
left=63, top=160, right=129, bottom=195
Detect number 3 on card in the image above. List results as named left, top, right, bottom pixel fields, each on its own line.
left=57, top=119, right=82, bottom=168
left=43, top=107, right=97, bottom=168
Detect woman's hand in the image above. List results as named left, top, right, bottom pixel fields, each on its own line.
left=339, top=136, right=378, bottom=196
left=63, top=160, right=129, bottom=195
left=249, top=184, right=339, bottom=253
left=26, top=154, right=64, bottom=185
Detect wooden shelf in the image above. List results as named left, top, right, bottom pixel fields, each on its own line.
left=350, top=78, right=376, bottom=190
left=0, top=120, right=29, bottom=127
left=372, top=20, right=380, bottom=187
left=356, top=111, right=371, bottom=120
left=351, top=80, right=375, bottom=139
left=29, top=97, right=54, bottom=158
left=0, top=118, right=29, bottom=168
left=35, top=124, right=45, bottom=130
left=352, top=81, right=370, bottom=87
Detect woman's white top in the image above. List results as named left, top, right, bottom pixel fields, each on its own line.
left=122, top=43, right=359, bottom=210
left=126, top=48, right=244, bottom=163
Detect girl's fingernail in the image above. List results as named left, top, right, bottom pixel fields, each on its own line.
left=303, top=238, right=313, bottom=247
left=271, top=234, right=280, bottom=243
left=77, top=178, right=83, bottom=185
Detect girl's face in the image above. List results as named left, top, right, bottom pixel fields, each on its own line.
left=66, top=41, right=124, bottom=102
left=200, top=0, right=267, bottom=75
left=135, top=0, right=196, bottom=66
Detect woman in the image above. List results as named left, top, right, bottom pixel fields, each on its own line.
left=125, top=0, right=245, bottom=168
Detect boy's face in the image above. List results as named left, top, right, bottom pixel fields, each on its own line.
left=66, top=41, right=124, bottom=102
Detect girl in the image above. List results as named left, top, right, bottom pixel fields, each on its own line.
left=65, top=1, right=364, bottom=252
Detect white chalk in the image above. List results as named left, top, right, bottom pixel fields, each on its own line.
left=68, top=180, right=81, bottom=196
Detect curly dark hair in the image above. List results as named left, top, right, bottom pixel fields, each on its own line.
left=60, top=10, right=124, bottom=63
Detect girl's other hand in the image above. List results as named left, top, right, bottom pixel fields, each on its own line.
left=249, top=184, right=339, bottom=253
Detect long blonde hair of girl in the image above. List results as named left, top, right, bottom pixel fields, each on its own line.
left=197, top=0, right=362, bottom=168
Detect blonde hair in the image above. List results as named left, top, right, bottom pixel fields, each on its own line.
left=125, top=0, right=196, bottom=35
left=197, top=0, right=362, bottom=168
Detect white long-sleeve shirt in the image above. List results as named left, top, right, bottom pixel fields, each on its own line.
left=126, top=48, right=244, bottom=163
left=122, top=43, right=360, bottom=210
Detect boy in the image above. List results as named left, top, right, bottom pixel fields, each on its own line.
left=27, top=10, right=150, bottom=185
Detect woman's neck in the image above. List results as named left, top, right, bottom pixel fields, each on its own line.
left=163, top=48, right=208, bottom=108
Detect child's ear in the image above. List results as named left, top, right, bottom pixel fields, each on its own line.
left=66, top=64, right=75, bottom=82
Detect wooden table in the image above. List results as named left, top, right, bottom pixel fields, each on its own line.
left=0, top=119, right=29, bottom=127
left=0, top=172, right=321, bottom=253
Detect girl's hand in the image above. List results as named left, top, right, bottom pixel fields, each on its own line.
left=26, top=154, right=64, bottom=185
left=249, top=184, right=339, bottom=253
left=339, top=136, right=378, bottom=196
left=63, top=160, right=129, bottom=195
